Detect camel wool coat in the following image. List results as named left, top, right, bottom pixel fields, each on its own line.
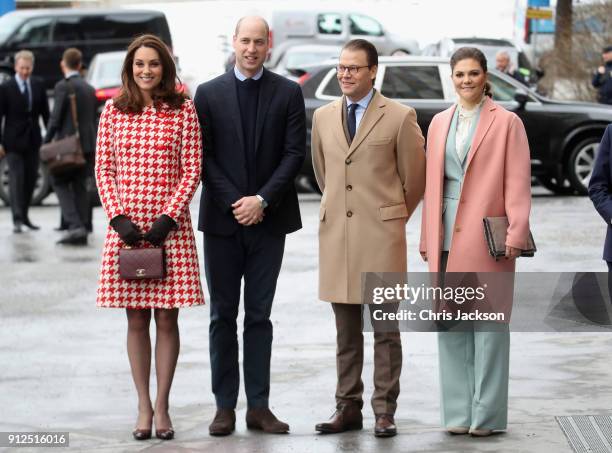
left=419, top=97, right=532, bottom=273
left=312, top=91, right=426, bottom=304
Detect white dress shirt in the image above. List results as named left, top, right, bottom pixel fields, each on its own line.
left=347, top=88, right=374, bottom=132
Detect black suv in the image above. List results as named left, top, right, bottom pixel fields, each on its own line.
left=299, top=56, right=612, bottom=195
left=0, top=8, right=172, bottom=90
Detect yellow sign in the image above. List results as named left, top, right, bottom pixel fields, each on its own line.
left=526, top=7, right=553, bottom=20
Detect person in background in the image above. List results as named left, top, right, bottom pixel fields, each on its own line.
left=44, top=48, right=97, bottom=245
left=312, top=39, right=425, bottom=438
left=0, top=50, right=49, bottom=233
left=495, top=50, right=528, bottom=86
left=420, top=47, right=532, bottom=437
left=588, top=124, right=612, bottom=267
left=592, top=46, right=612, bottom=106
left=194, top=15, right=306, bottom=436
left=95, top=34, right=204, bottom=441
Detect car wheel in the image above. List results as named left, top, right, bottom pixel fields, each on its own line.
left=0, top=158, right=10, bottom=205
left=567, top=137, right=600, bottom=195
left=308, top=176, right=322, bottom=195
left=0, top=159, right=52, bottom=206
left=536, top=175, right=576, bottom=195
left=31, top=164, right=52, bottom=205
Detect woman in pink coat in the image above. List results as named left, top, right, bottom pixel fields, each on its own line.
left=419, top=47, right=531, bottom=436
left=95, top=35, right=204, bottom=441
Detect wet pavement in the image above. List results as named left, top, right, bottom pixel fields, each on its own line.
left=1, top=188, right=611, bottom=452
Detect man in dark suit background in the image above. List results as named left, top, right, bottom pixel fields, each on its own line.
left=194, top=16, right=306, bottom=436
left=44, top=48, right=97, bottom=245
left=588, top=124, right=612, bottom=268
left=0, top=50, right=49, bottom=233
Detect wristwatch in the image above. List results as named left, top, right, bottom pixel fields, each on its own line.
left=255, top=194, right=268, bottom=209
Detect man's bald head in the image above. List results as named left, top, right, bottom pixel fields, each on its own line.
left=232, top=15, right=270, bottom=77
left=234, top=16, right=269, bottom=42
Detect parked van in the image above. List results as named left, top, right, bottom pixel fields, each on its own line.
left=0, top=8, right=172, bottom=90
left=268, top=11, right=419, bottom=67
left=222, top=10, right=419, bottom=69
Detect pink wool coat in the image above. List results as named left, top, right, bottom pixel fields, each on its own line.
left=95, top=99, right=204, bottom=309
left=419, top=97, right=532, bottom=273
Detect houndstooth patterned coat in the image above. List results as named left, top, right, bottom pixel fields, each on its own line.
left=95, top=99, right=204, bottom=309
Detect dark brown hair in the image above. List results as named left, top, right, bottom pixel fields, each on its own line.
left=62, top=48, right=82, bottom=70
left=450, top=47, right=492, bottom=98
left=342, top=38, right=378, bottom=67
left=114, top=34, right=186, bottom=113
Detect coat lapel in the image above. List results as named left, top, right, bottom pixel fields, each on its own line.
left=9, top=79, right=27, bottom=111
left=435, top=105, right=457, bottom=187
left=331, top=99, right=350, bottom=151
left=465, top=97, right=496, bottom=170
left=255, top=69, right=277, bottom=154
left=222, top=71, right=245, bottom=157
left=347, top=91, right=385, bottom=157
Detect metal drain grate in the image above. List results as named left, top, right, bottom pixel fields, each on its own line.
left=557, top=416, right=612, bottom=453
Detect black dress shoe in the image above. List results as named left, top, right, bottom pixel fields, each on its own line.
left=315, top=402, right=363, bottom=434
left=374, top=414, right=397, bottom=437
left=13, top=222, right=23, bottom=234
left=23, top=220, right=40, bottom=230
left=246, top=407, right=289, bottom=434
left=209, top=408, right=236, bottom=436
left=57, top=228, right=87, bottom=245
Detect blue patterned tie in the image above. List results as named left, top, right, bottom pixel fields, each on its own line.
left=23, top=82, right=31, bottom=111
left=347, top=103, right=358, bottom=141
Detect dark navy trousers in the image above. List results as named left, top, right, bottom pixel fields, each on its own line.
left=204, top=226, right=285, bottom=409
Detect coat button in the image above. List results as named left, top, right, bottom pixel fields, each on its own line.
left=455, top=226, right=461, bottom=232
left=345, top=158, right=352, bottom=165
left=346, top=185, right=352, bottom=191
left=347, top=211, right=353, bottom=217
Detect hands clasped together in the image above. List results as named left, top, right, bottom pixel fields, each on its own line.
left=232, top=195, right=265, bottom=226
left=110, top=214, right=177, bottom=247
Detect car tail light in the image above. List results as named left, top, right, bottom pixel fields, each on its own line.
left=297, top=72, right=311, bottom=86
left=95, top=87, right=120, bottom=101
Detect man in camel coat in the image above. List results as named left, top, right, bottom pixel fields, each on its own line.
left=311, top=38, right=425, bottom=437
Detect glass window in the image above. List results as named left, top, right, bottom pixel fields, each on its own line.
left=317, top=13, right=342, bottom=35
left=349, top=14, right=383, bottom=37
left=0, top=15, right=24, bottom=45
left=80, top=14, right=162, bottom=42
left=11, top=17, right=52, bottom=46
left=53, top=17, right=83, bottom=42
left=80, top=16, right=115, bottom=40
left=488, top=73, right=518, bottom=102
left=381, top=66, right=444, bottom=99
left=321, top=69, right=342, bottom=97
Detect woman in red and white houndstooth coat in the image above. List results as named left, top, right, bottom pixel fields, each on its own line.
left=95, top=35, right=203, bottom=441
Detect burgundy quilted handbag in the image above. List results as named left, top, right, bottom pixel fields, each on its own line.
left=119, top=246, right=166, bottom=280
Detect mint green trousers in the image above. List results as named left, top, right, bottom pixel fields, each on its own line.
left=437, top=324, right=510, bottom=431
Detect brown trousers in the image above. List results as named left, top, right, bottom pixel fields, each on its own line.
left=331, top=303, right=402, bottom=415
